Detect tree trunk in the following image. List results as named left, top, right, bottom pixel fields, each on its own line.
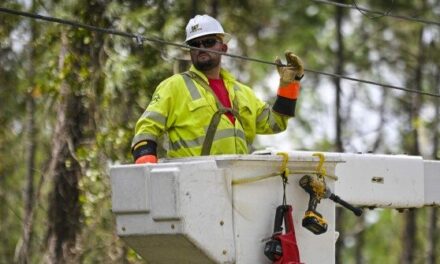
left=44, top=31, right=82, bottom=264
left=16, top=83, right=36, bottom=264
left=433, top=69, right=440, bottom=160
left=355, top=216, right=366, bottom=264
left=334, top=0, right=345, bottom=154
left=211, top=0, right=219, bottom=18
left=334, top=2, right=346, bottom=263
left=401, top=209, right=417, bottom=264
left=401, top=21, right=425, bottom=264
left=427, top=207, right=438, bottom=264
left=16, top=1, right=37, bottom=262
left=191, top=0, right=198, bottom=17
left=43, top=1, right=108, bottom=261
left=427, top=66, right=439, bottom=264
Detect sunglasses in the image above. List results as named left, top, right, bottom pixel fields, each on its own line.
left=187, top=38, right=221, bottom=48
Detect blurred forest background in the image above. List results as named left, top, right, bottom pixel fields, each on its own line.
left=0, top=0, right=439, bottom=263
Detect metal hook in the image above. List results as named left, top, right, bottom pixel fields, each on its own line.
left=134, top=35, right=144, bottom=47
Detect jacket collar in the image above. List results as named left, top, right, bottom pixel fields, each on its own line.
left=189, top=65, right=236, bottom=85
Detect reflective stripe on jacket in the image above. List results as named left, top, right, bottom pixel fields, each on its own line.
left=132, top=65, right=290, bottom=158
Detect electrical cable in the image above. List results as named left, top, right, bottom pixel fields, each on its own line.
left=352, top=0, right=395, bottom=19
left=312, top=0, right=440, bottom=26
left=0, top=6, right=439, bottom=98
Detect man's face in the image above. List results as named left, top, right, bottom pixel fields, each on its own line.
left=187, top=35, right=227, bottom=72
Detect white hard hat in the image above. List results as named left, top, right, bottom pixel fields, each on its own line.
left=185, top=14, right=231, bottom=43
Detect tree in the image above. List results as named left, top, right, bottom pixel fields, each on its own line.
left=16, top=1, right=38, bottom=262
left=333, top=2, right=348, bottom=262
left=43, top=1, right=109, bottom=262
left=0, top=1, right=29, bottom=262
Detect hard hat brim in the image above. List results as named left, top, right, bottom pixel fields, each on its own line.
left=185, top=32, right=231, bottom=44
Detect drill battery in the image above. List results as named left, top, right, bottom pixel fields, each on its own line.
left=302, top=210, right=328, bottom=235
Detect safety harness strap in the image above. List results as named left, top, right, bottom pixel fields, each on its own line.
left=203, top=108, right=231, bottom=155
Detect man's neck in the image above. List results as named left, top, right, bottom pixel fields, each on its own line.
left=202, top=67, right=221, bottom=80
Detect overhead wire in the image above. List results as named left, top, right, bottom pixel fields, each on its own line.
left=312, top=0, right=440, bottom=26
left=352, top=0, right=395, bottom=19
left=0, top=6, right=439, bottom=98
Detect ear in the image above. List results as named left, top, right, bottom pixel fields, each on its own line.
left=221, top=44, right=228, bottom=52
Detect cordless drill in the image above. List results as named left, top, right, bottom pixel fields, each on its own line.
left=299, top=174, right=328, bottom=235
left=299, top=174, right=363, bottom=235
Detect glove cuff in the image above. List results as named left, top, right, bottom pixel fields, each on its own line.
left=132, top=140, right=157, bottom=162
left=273, top=96, right=297, bottom=117
left=273, top=82, right=300, bottom=116
left=277, top=82, right=300, bottom=99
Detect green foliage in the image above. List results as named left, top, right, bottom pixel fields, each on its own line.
left=0, top=0, right=439, bottom=263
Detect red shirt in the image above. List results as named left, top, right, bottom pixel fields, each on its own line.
left=208, top=78, right=235, bottom=124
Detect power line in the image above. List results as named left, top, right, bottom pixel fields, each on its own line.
left=312, top=0, right=440, bottom=26
left=352, top=0, right=395, bottom=19
left=0, top=6, right=439, bottom=98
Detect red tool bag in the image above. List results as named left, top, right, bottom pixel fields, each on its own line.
left=264, top=205, right=301, bottom=264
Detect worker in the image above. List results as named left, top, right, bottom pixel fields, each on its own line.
left=132, top=14, right=304, bottom=163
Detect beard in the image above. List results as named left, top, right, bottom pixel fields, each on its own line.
left=192, top=53, right=221, bottom=71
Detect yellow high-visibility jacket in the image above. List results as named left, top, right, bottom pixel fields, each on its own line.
left=132, top=66, right=291, bottom=158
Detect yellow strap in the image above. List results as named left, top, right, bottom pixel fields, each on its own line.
left=231, top=172, right=280, bottom=185
left=277, top=152, right=289, bottom=178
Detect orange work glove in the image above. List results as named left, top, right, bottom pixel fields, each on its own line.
left=276, top=51, right=304, bottom=87
left=273, top=51, right=304, bottom=117
left=135, top=154, right=158, bottom=164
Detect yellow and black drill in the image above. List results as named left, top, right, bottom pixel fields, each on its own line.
left=299, top=174, right=363, bottom=235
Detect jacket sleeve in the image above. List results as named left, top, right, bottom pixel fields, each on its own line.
left=237, top=83, right=290, bottom=135
left=131, top=79, right=176, bottom=149
left=255, top=99, right=289, bottom=134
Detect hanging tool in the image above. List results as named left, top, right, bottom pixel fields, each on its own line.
left=299, top=174, right=328, bottom=235
left=298, top=153, right=329, bottom=234
left=264, top=153, right=301, bottom=264
left=264, top=205, right=301, bottom=264
left=299, top=174, right=363, bottom=235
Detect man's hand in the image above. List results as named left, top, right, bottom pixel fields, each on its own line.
left=272, top=51, right=304, bottom=117
left=275, top=51, right=304, bottom=87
